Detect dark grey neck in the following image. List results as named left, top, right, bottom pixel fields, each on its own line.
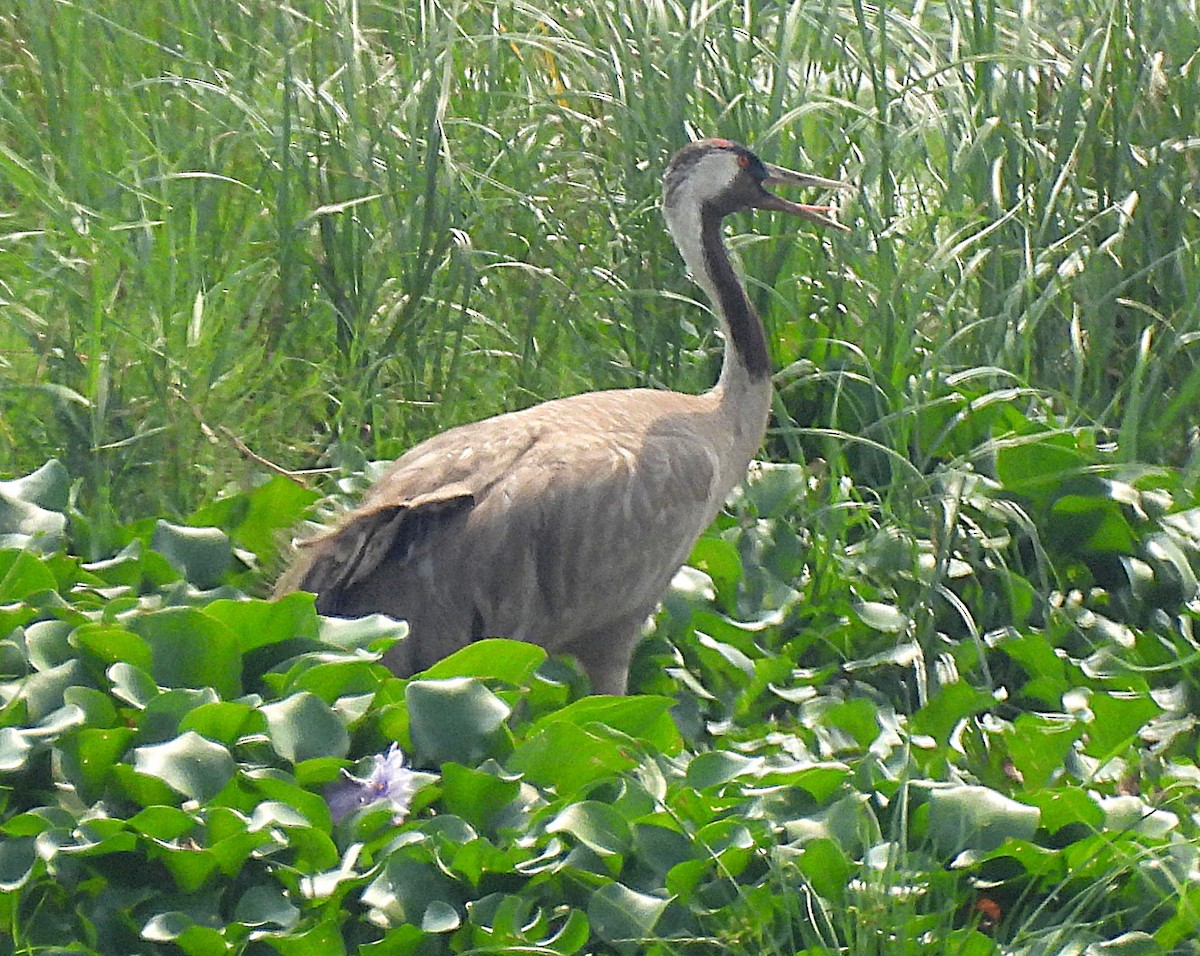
left=699, top=206, right=771, bottom=380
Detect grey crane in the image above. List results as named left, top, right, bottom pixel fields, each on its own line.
left=276, top=138, right=847, bottom=694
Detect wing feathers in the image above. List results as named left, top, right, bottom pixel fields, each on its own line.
left=298, top=492, right=474, bottom=615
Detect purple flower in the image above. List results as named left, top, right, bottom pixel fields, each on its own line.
left=325, top=744, right=419, bottom=824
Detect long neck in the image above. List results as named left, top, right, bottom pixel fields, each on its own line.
left=667, top=201, right=772, bottom=391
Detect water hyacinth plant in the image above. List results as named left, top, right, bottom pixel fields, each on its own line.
left=1, top=0, right=1200, bottom=953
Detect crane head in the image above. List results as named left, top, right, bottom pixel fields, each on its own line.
left=663, top=138, right=850, bottom=231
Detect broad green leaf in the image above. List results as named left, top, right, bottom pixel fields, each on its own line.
left=0, top=727, right=31, bottom=772
left=151, top=520, right=232, bottom=589
left=1084, top=691, right=1162, bottom=759
left=13, top=659, right=91, bottom=722
left=994, top=431, right=1087, bottom=498
left=0, top=549, right=59, bottom=601
left=127, top=806, right=195, bottom=841
left=527, top=694, right=682, bottom=754
left=587, top=881, right=668, bottom=951
left=921, top=784, right=1040, bottom=856
left=71, top=622, right=153, bottom=671
left=854, top=600, right=909, bottom=633
left=0, top=836, right=39, bottom=891
left=911, top=681, right=997, bottom=744
left=204, top=594, right=320, bottom=654
left=546, top=801, right=632, bottom=857
left=234, top=884, right=300, bottom=930
left=129, top=607, right=242, bottom=699
left=685, top=750, right=764, bottom=789
left=419, top=638, right=546, bottom=685
left=509, top=720, right=638, bottom=794
left=1005, top=713, right=1084, bottom=788
left=1020, top=787, right=1105, bottom=834
left=260, top=692, right=349, bottom=763
left=133, top=731, right=236, bottom=802
left=795, top=837, right=851, bottom=904
left=191, top=474, right=319, bottom=562
left=0, top=497, right=66, bottom=552
left=58, top=726, right=136, bottom=802
left=439, top=762, right=521, bottom=832
left=1082, top=932, right=1162, bottom=956
left=319, top=613, right=408, bottom=653
left=407, top=678, right=510, bottom=766
left=421, top=900, right=461, bottom=933
left=0, top=459, right=70, bottom=510
left=181, top=700, right=265, bottom=746
left=263, top=916, right=346, bottom=956
left=24, top=619, right=74, bottom=670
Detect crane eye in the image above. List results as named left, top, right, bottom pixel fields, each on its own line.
left=736, top=154, right=751, bottom=169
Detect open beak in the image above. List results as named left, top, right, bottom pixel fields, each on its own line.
left=757, top=162, right=851, bottom=232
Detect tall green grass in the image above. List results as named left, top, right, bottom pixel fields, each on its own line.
left=1, top=0, right=1197, bottom=527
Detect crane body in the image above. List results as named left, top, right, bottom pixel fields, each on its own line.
left=277, top=139, right=847, bottom=693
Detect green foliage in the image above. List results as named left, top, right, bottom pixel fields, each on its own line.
left=2, top=454, right=1200, bottom=954
left=3, top=0, right=1200, bottom=951
left=2, top=0, right=1199, bottom=525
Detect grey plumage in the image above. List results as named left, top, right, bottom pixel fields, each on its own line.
left=276, top=139, right=847, bottom=693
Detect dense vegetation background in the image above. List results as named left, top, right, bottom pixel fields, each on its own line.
left=2, top=0, right=1200, bottom=953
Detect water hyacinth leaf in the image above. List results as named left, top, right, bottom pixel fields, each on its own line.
left=0, top=549, right=59, bottom=601
left=735, top=460, right=811, bottom=515
left=130, top=608, right=242, bottom=699
left=685, top=750, right=764, bottom=789
left=509, top=720, right=638, bottom=793
left=58, top=726, right=136, bottom=802
left=24, top=619, right=74, bottom=670
left=363, top=856, right=457, bottom=929
left=528, top=694, right=682, bottom=754
left=0, top=459, right=70, bottom=510
left=1099, top=796, right=1179, bottom=837
left=234, top=883, right=300, bottom=930
left=922, top=784, right=1040, bottom=856
left=1005, top=713, right=1084, bottom=788
left=688, top=536, right=744, bottom=608
left=795, top=837, right=851, bottom=904
left=260, top=692, right=349, bottom=763
left=128, top=805, right=195, bottom=841
left=318, top=613, right=409, bottom=654
left=181, top=700, right=265, bottom=746
left=1082, top=933, right=1164, bottom=956
left=407, top=678, right=510, bottom=766
left=1083, top=692, right=1163, bottom=759
left=994, top=431, right=1087, bottom=498
left=262, top=917, right=346, bottom=956
left=0, top=496, right=66, bottom=552
left=151, top=520, right=232, bottom=589
left=0, top=727, right=32, bottom=772
left=190, top=474, right=320, bottom=564
left=15, top=658, right=91, bottom=722
left=106, top=662, right=160, bottom=709
left=911, top=681, right=997, bottom=744
left=547, top=801, right=633, bottom=857
left=204, top=593, right=321, bottom=654
left=418, top=637, right=547, bottom=684
left=133, top=731, right=236, bottom=802
left=421, top=899, right=461, bottom=933
left=438, top=762, right=521, bottom=831
left=854, top=600, right=909, bottom=634
left=587, top=881, right=668, bottom=951
left=0, top=836, right=39, bottom=891
left=70, top=622, right=153, bottom=671
left=1048, top=494, right=1138, bottom=553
